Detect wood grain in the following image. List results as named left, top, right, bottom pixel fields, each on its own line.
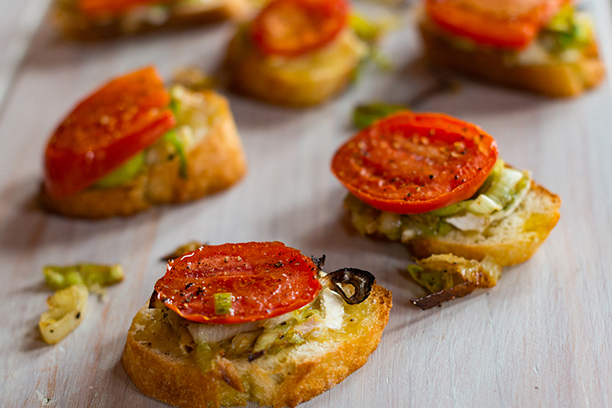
left=1, top=1, right=611, bottom=407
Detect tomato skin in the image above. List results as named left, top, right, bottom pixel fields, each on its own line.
left=250, top=0, right=349, bottom=57
left=44, top=67, right=175, bottom=198
left=425, top=0, right=568, bottom=50
left=78, top=0, right=173, bottom=18
left=154, top=242, right=323, bottom=324
left=331, top=112, right=498, bottom=214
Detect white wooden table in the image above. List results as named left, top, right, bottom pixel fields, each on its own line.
left=1, top=1, right=611, bottom=407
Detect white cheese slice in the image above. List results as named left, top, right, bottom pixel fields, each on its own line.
left=321, top=288, right=345, bottom=331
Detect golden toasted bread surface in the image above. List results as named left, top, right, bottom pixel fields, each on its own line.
left=54, top=0, right=248, bottom=41
left=122, top=284, right=392, bottom=408
left=346, top=182, right=561, bottom=267
left=419, top=20, right=605, bottom=97
left=41, top=91, right=247, bottom=219
left=225, top=29, right=367, bottom=107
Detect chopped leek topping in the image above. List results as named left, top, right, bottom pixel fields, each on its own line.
left=163, top=129, right=188, bottom=179
left=94, top=152, right=145, bottom=188
left=408, top=255, right=502, bottom=309
left=169, top=97, right=181, bottom=117
left=43, top=264, right=124, bottom=291
left=39, top=284, right=88, bottom=344
left=194, top=341, right=216, bottom=372
left=540, top=5, right=593, bottom=53
left=484, top=167, right=525, bottom=207
left=214, top=293, right=232, bottom=315
left=437, top=220, right=453, bottom=236
left=349, top=14, right=384, bottom=44
left=467, top=194, right=503, bottom=215
left=429, top=200, right=470, bottom=217
left=348, top=13, right=392, bottom=84
left=353, top=103, right=408, bottom=129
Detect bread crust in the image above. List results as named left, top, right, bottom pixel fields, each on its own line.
left=54, top=0, right=248, bottom=41
left=40, top=91, right=247, bottom=219
left=407, top=183, right=561, bottom=266
left=122, top=284, right=392, bottom=408
left=225, top=30, right=365, bottom=107
left=419, top=20, right=605, bottom=97
left=346, top=182, right=561, bottom=267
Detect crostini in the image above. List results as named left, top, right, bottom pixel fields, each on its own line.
left=332, top=111, right=561, bottom=267
left=54, top=0, right=248, bottom=40
left=122, top=241, right=392, bottom=408
left=41, top=66, right=247, bottom=219
left=225, top=0, right=372, bottom=106
left=419, top=0, right=605, bottom=97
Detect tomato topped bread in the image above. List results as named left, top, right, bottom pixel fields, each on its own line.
left=53, top=0, right=248, bottom=40
left=225, top=0, right=371, bottom=106
left=41, top=67, right=246, bottom=219
left=122, top=242, right=392, bottom=408
left=419, top=0, right=604, bottom=97
left=332, top=111, right=561, bottom=267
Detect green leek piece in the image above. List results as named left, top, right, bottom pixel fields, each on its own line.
left=467, top=194, right=503, bottom=215
left=195, top=342, right=217, bottom=372
left=437, top=220, right=453, bottom=236
left=431, top=160, right=527, bottom=218
left=43, top=264, right=124, bottom=291
left=484, top=167, right=525, bottom=208
left=163, top=130, right=188, bottom=179
left=94, top=152, right=145, bottom=188
left=214, top=293, right=232, bottom=315
left=474, top=159, right=505, bottom=196
left=349, top=13, right=383, bottom=44
left=353, top=103, right=408, bottom=129
left=253, top=325, right=306, bottom=355
left=542, top=5, right=593, bottom=52
left=39, top=284, right=88, bottom=344
left=292, top=304, right=319, bottom=324
left=169, top=97, right=181, bottom=117
left=369, top=48, right=393, bottom=71
left=430, top=201, right=470, bottom=217
left=408, top=254, right=501, bottom=294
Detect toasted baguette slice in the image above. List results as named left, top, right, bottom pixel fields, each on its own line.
left=225, top=28, right=368, bottom=106
left=122, top=284, right=392, bottom=408
left=41, top=90, right=247, bottom=219
left=419, top=20, right=605, bottom=97
left=54, top=0, right=248, bottom=41
left=347, top=182, right=561, bottom=267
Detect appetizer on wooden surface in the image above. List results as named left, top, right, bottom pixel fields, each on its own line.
left=54, top=0, right=248, bottom=40
left=41, top=67, right=246, bottom=219
left=122, top=241, right=392, bottom=408
left=225, top=0, right=375, bottom=106
left=332, top=112, right=560, bottom=305
left=419, top=0, right=605, bottom=97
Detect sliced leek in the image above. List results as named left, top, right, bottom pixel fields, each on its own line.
left=467, top=194, right=503, bottom=215
left=43, top=264, right=124, bottom=291
left=194, top=342, right=217, bottom=372
left=39, top=284, right=88, bottom=344
left=214, top=293, right=232, bottom=315
left=484, top=167, right=524, bottom=208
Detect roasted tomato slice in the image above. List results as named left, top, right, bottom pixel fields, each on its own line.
left=425, top=0, right=568, bottom=50
left=154, top=242, right=323, bottom=324
left=78, top=0, right=173, bottom=18
left=44, top=67, right=175, bottom=198
left=250, top=0, right=349, bottom=57
left=331, top=112, right=498, bottom=214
